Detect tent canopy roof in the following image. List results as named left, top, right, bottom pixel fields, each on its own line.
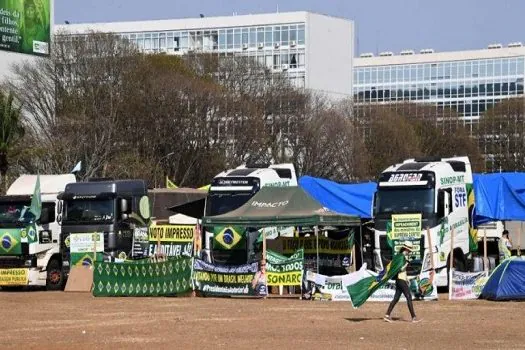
left=299, top=175, right=375, bottom=219
left=474, top=173, right=525, bottom=226
left=203, top=186, right=361, bottom=227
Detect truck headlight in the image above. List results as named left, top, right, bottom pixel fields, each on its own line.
left=24, top=259, right=32, bottom=267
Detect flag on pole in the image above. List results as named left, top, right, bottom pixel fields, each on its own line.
left=71, top=161, right=82, bottom=173
left=29, top=174, right=42, bottom=221
left=347, top=253, right=406, bottom=308
left=166, top=176, right=178, bottom=189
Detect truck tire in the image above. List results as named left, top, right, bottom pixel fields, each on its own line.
left=46, top=259, right=65, bottom=291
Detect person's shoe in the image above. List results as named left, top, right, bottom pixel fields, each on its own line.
left=383, top=315, right=393, bottom=323
left=411, top=317, right=422, bottom=323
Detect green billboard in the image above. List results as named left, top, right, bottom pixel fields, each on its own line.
left=0, top=0, right=51, bottom=56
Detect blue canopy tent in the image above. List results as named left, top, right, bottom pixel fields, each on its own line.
left=473, top=172, right=525, bottom=227
left=298, top=176, right=376, bottom=219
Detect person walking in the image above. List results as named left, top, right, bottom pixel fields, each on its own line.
left=383, top=241, right=422, bottom=323
left=498, top=229, right=513, bottom=262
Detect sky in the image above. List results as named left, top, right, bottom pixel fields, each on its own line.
left=55, top=0, right=525, bottom=55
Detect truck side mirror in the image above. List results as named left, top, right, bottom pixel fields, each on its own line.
left=120, top=199, right=130, bottom=220
left=120, top=198, right=129, bottom=214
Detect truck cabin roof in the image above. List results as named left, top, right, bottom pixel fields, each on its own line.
left=59, top=180, right=147, bottom=199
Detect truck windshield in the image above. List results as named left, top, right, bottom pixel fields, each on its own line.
left=205, top=191, right=254, bottom=216
left=375, top=188, right=435, bottom=215
left=64, top=199, right=114, bottom=224
left=0, top=201, right=32, bottom=225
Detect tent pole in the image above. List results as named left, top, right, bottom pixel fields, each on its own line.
left=359, top=224, right=364, bottom=270
left=519, top=222, right=522, bottom=256
left=426, top=227, right=435, bottom=273
left=483, top=229, right=488, bottom=272
left=448, top=227, right=455, bottom=300
left=315, top=226, right=319, bottom=274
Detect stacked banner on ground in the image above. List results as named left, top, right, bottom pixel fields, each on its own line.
left=193, top=259, right=267, bottom=297
left=450, top=270, right=488, bottom=300
left=93, top=257, right=192, bottom=297
left=306, top=265, right=438, bottom=302
left=147, top=224, right=193, bottom=258
left=266, top=249, right=304, bottom=286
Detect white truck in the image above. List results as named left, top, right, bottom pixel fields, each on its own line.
left=0, top=174, right=76, bottom=290
left=372, top=157, right=474, bottom=288
left=203, top=163, right=297, bottom=264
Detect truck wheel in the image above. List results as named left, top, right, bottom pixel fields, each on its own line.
left=46, top=259, right=65, bottom=291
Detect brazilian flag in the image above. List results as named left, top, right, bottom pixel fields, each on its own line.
left=347, top=253, right=407, bottom=308
left=213, top=226, right=245, bottom=250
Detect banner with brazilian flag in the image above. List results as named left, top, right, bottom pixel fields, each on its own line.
left=213, top=226, right=245, bottom=250
left=347, top=253, right=407, bottom=308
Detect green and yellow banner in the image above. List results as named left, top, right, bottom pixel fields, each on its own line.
left=266, top=249, right=304, bottom=286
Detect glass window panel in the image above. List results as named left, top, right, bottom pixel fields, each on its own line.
left=218, top=30, right=226, bottom=50
left=233, top=28, right=241, bottom=48
left=290, top=25, right=297, bottom=41
left=180, top=33, right=189, bottom=50
left=465, top=62, right=472, bottom=78
left=273, top=54, right=280, bottom=69
left=298, top=24, right=305, bottom=44
left=281, top=25, right=289, bottom=44
left=273, top=26, right=280, bottom=44
left=257, top=27, right=265, bottom=44
left=250, top=28, right=256, bottom=47
left=479, top=62, right=486, bottom=77
left=486, top=60, right=494, bottom=76
left=494, top=59, right=502, bottom=76
left=226, top=29, right=233, bottom=49
left=517, top=57, right=524, bottom=75
left=265, top=54, right=272, bottom=68
left=242, top=30, right=249, bottom=45
left=281, top=51, right=289, bottom=65
left=264, top=27, right=272, bottom=46
left=298, top=53, right=305, bottom=66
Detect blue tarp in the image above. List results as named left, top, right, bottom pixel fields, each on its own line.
left=474, top=173, right=525, bottom=226
left=299, top=176, right=376, bottom=219
left=481, top=257, right=525, bottom=301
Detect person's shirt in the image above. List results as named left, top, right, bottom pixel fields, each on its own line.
left=397, top=255, right=409, bottom=281
left=498, top=237, right=512, bottom=259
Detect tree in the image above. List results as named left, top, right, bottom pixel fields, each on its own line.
left=0, top=89, right=24, bottom=191
left=476, top=98, right=525, bottom=172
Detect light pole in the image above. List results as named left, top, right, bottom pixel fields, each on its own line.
left=154, top=152, right=175, bottom=189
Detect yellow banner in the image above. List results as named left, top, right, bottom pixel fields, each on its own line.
left=0, top=268, right=29, bottom=286
left=281, top=236, right=352, bottom=255
left=267, top=271, right=302, bottom=286
left=391, top=214, right=422, bottom=240
left=149, top=225, right=194, bottom=242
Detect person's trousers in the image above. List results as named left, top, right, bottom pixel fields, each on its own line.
left=386, top=279, right=416, bottom=318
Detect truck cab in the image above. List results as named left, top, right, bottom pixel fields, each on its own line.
left=203, top=163, right=297, bottom=264
left=59, top=179, right=150, bottom=275
left=373, top=157, right=473, bottom=287
left=0, top=174, right=75, bottom=290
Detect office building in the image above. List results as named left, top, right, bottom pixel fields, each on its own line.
left=56, top=12, right=354, bottom=99
left=354, top=44, right=525, bottom=125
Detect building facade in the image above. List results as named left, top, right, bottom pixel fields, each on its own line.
left=354, top=44, right=525, bottom=126
left=56, top=12, right=354, bottom=99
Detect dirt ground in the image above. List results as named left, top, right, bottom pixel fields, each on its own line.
left=1, top=292, right=525, bottom=350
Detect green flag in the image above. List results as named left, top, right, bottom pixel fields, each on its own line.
left=347, top=253, right=406, bottom=308
left=29, top=175, right=41, bottom=221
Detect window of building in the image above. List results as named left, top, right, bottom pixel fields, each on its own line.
left=273, top=26, right=281, bottom=44
left=290, top=53, right=297, bottom=68
left=264, top=27, right=272, bottom=47
left=281, top=25, right=289, bottom=45
left=298, top=25, right=305, bottom=45
left=226, top=29, right=233, bottom=49
left=233, top=28, right=241, bottom=49
left=289, top=24, right=297, bottom=42
left=249, top=28, right=256, bottom=48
